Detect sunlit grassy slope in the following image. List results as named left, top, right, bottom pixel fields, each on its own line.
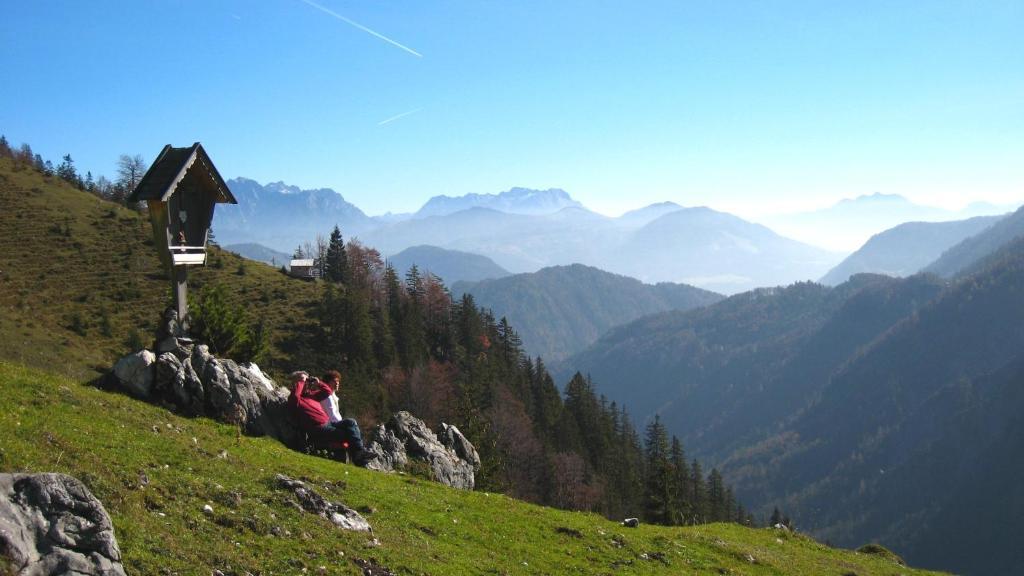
left=0, top=362, right=946, bottom=575
left=0, top=158, right=319, bottom=382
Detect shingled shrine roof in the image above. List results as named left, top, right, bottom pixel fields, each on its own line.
left=128, top=142, right=236, bottom=204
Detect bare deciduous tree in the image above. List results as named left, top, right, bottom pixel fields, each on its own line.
left=116, top=153, right=147, bottom=193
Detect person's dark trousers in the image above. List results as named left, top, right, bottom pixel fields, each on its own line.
left=314, top=418, right=364, bottom=452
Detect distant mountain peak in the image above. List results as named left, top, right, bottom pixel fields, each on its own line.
left=835, top=192, right=909, bottom=206
left=615, top=202, right=685, bottom=228
left=416, top=187, right=583, bottom=217
left=650, top=201, right=683, bottom=209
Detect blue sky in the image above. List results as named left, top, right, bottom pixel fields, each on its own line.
left=2, top=1, right=1021, bottom=218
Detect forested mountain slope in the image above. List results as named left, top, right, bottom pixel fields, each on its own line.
left=759, top=241, right=1024, bottom=574
left=454, top=264, right=722, bottom=361
left=560, top=274, right=943, bottom=454
left=564, top=245, right=1024, bottom=573
left=924, top=203, right=1024, bottom=277
left=820, top=215, right=1002, bottom=285
left=388, top=244, right=510, bottom=284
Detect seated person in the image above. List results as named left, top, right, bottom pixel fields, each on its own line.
left=287, top=370, right=377, bottom=467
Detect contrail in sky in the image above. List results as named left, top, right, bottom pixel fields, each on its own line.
left=298, top=0, right=423, bottom=58
left=378, top=108, right=423, bottom=126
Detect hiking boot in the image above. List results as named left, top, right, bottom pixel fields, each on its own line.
left=352, top=449, right=378, bottom=467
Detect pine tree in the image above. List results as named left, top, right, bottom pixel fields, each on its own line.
left=642, top=415, right=676, bottom=525
left=707, top=468, right=726, bottom=522
left=56, top=154, right=78, bottom=185
left=496, top=317, right=523, bottom=366
left=615, top=405, right=645, bottom=519
left=691, top=459, right=707, bottom=524
left=396, top=265, right=427, bottom=368
left=371, top=298, right=396, bottom=370
left=529, top=358, right=562, bottom=445
left=769, top=507, right=783, bottom=527
left=669, top=436, right=691, bottom=524
left=323, top=225, right=348, bottom=283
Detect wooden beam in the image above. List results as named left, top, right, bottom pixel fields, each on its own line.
left=174, top=265, right=189, bottom=328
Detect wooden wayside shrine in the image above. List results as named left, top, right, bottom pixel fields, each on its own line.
left=128, top=143, right=236, bottom=327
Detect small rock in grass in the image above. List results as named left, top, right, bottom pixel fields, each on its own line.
left=203, top=504, right=214, bottom=515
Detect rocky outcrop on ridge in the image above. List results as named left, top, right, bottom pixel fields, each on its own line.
left=108, top=314, right=480, bottom=490
left=364, top=412, right=481, bottom=490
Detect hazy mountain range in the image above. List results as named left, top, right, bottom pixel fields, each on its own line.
left=214, top=178, right=1019, bottom=294
left=216, top=178, right=374, bottom=251
left=759, top=192, right=1013, bottom=252
left=215, top=179, right=845, bottom=294
left=223, top=242, right=292, bottom=268
left=414, top=187, right=583, bottom=218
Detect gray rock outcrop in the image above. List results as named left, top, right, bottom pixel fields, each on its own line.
left=0, top=473, right=126, bottom=576
left=364, top=412, right=480, bottom=490
left=111, top=350, right=155, bottom=399
left=111, top=343, right=300, bottom=449
left=110, top=345, right=477, bottom=489
left=274, top=475, right=370, bottom=532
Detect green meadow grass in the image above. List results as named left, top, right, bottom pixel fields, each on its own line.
left=0, top=362, right=945, bottom=575
left=0, top=158, right=320, bottom=383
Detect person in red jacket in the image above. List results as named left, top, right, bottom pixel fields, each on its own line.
left=288, top=371, right=377, bottom=467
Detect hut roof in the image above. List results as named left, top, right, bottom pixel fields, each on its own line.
left=128, top=142, right=237, bottom=204
left=290, top=259, right=315, bottom=267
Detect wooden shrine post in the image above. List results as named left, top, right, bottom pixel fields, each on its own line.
left=128, top=143, right=237, bottom=332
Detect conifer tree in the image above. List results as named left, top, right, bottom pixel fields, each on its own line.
left=564, top=373, right=605, bottom=464
left=669, top=436, right=691, bottom=524
left=707, top=468, right=726, bottom=522
left=395, top=265, right=427, bottom=368
left=323, top=225, right=348, bottom=283
left=770, top=507, right=783, bottom=527
left=615, top=405, right=645, bottom=519
left=691, top=459, right=708, bottom=524
left=643, top=415, right=676, bottom=525
left=529, top=358, right=562, bottom=445
left=56, top=154, right=78, bottom=185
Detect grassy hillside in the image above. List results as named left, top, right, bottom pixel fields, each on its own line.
left=0, top=361, right=945, bottom=575
left=0, top=157, right=320, bottom=382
